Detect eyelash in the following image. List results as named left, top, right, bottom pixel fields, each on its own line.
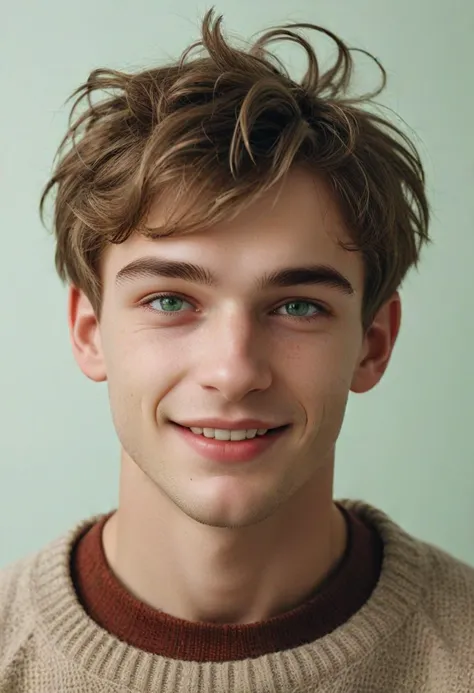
left=141, top=293, right=330, bottom=323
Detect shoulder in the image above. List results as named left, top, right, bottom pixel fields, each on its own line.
left=345, top=498, right=474, bottom=678
left=0, top=550, right=38, bottom=623
left=422, top=538, right=474, bottom=604
left=0, top=515, right=99, bottom=654
left=418, top=538, right=474, bottom=654
left=0, top=514, right=105, bottom=687
left=0, top=550, right=38, bottom=676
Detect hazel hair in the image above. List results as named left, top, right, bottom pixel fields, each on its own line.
left=40, top=9, right=430, bottom=329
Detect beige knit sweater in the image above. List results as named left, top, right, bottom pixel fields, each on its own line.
left=1, top=498, right=473, bottom=692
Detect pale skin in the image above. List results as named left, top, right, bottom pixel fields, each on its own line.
left=69, top=167, right=400, bottom=625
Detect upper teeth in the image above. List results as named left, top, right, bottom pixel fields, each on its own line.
left=189, top=427, right=268, bottom=441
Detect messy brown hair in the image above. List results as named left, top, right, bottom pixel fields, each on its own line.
left=40, top=9, right=430, bottom=329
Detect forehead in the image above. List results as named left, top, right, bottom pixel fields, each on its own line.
left=102, top=168, right=364, bottom=293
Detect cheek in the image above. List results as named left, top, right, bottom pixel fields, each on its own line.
left=283, top=331, right=358, bottom=388
left=282, top=333, right=359, bottom=431
left=104, top=328, right=189, bottom=424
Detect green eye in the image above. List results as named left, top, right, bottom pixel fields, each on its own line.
left=284, top=301, right=315, bottom=317
left=156, top=297, right=184, bottom=312
left=276, top=301, right=325, bottom=319
left=147, top=295, right=192, bottom=313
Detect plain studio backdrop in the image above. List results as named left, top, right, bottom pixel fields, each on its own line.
left=0, top=0, right=472, bottom=567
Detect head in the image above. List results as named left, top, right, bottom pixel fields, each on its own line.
left=40, top=11, right=430, bottom=528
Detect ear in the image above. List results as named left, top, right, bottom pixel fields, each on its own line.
left=68, top=285, right=107, bottom=383
left=350, top=292, right=401, bottom=394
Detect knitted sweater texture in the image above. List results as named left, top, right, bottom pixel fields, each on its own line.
left=1, top=498, right=473, bottom=692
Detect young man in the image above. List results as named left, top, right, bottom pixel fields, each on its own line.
left=1, top=9, right=473, bottom=692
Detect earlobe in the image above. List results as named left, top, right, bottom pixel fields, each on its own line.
left=350, top=293, right=402, bottom=394
left=68, top=286, right=107, bottom=383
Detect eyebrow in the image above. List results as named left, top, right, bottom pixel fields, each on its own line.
left=115, top=257, right=355, bottom=295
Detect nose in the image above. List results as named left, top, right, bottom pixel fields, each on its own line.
left=195, top=309, right=273, bottom=403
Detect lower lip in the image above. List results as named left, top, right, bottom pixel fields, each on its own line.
left=171, top=423, right=289, bottom=463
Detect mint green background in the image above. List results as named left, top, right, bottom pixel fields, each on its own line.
left=0, top=1, right=472, bottom=567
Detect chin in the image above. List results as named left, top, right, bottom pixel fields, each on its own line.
left=177, top=482, right=281, bottom=530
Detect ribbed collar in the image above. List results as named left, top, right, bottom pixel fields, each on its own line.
left=70, top=501, right=383, bottom=660
left=30, top=499, right=427, bottom=693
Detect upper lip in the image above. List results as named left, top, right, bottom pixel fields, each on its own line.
left=173, top=418, right=287, bottom=430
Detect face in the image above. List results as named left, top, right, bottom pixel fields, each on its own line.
left=70, top=168, right=400, bottom=529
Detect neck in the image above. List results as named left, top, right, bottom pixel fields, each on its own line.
left=102, top=453, right=348, bottom=625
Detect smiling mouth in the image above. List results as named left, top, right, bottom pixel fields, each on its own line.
left=171, top=422, right=289, bottom=439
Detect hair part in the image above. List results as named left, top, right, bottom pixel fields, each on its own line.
left=40, top=8, right=430, bottom=329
